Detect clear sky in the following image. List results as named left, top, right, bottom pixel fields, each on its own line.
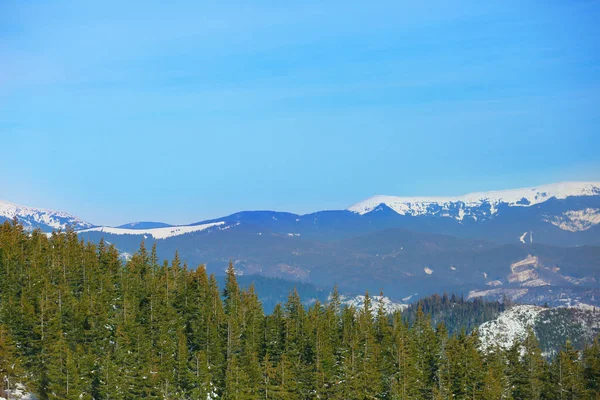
left=1, top=0, right=599, bottom=225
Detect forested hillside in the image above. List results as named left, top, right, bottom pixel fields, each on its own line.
left=1, top=221, right=599, bottom=399
left=402, top=293, right=507, bottom=335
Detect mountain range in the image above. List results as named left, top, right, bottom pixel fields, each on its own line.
left=2, top=181, right=600, bottom=306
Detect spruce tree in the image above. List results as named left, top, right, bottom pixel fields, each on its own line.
left=582, top=338, right=600, bottom=396
left=0, top=325, right=21, bottom=398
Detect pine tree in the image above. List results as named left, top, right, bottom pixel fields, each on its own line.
left=582, top=338, right=600, bottom=396
left=354, top=292, right=382, bottom=399
left=375, top=292, right=394, bottom=397
left=389, top=311, right=415, bottom=400
left=190, top=350, right=214, bottom=400
left=175, top=329, right=192, bottom=397
left=481, top=346, right=512, bottom=400
left=411, top=306, right=439, bottom=399
left=0, top=325, right=21, bottom=398
left=283, top=288, right=309, bottom=397
left=554, top=341, right=585, bottom=399
left=510, top=329, right=544, bottom=400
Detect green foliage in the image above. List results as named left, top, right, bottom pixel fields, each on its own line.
left=0, top=221, right=598, bottom=399
left=403, top=293, right=505, bottom=335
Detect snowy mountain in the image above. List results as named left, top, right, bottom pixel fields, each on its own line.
left=348, top=181, right=600, bottom=227
left=77, top=221, right=226, bottom=240
left=5, top=181, right=600, bottom=242
left=0, top=200, right=93, bottom=232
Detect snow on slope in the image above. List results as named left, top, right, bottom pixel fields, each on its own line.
left=544, top=208, right=600, bottom=232
left=348, top=181, right=600, bottom=220
left=478, top=305, right=543, bottom=351
left=0, top=199, right=93, bottom=231
left=77, top=221, right=225, bottom=239
left=341, top=295, right=408, bottom=315
left=478, top=305, right=600, bottom=357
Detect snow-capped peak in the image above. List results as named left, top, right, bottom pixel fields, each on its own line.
left=0, top=199, right=93, bottom=232
left=348, top=181, right=600, bottom=220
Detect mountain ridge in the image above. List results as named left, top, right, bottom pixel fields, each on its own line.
left=348, top=181, right=600, bottom=220
left=0, top=199, right=93, bottom=232
left=3, top=188, right=600, bottom=307
left=3, top=181, right=600, bottom=233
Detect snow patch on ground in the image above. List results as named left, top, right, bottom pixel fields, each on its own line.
left=0, top=383, right=37, bottom=399
left=468, top=288, right=529, bottom=300
left=402, top=293, right=418, bottom=302
left=521, top=278, right=551, bottom=287
left=219, top=222, right=240, bottom=230
left=519, top=231, right=528, bottom=243
left=508, top=255, right=541, bottom=284
left=77, top=222, right=225, bottom=239
left=510, top=255, right=538, bottom=270
left=561, top=275, right=594, bottom=285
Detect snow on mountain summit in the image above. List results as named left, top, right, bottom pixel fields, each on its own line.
left=76, top=221, right=226, bottom=240
left=348, top=181, right=600, bottom=220
left=0, top=199, right=93, bottom=232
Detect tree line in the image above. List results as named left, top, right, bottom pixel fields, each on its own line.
left=0, top=220, right=599, bottom=399
left=402, top=293, right=507, bottom=336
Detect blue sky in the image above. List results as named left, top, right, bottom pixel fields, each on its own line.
left=1, top=0, right=599, bottom=225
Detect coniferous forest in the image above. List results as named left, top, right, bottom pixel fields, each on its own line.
left=1, top=220, right=600, bottom=400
